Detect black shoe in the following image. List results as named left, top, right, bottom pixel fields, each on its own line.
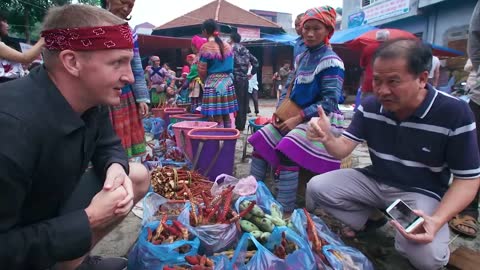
left=76, top=256, right=127, bottom=270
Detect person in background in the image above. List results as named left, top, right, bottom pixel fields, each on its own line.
left=102, top=0, right=150, bottom=159
left=428, top=51, right=441, bottom=88
left=293, top=13, right=306, bottom=59
left=359, top=29, right=390, bottom=98
left=278, top=12, right=307, bottom=105
left=278, top=61, right=293, bottom=90
left=198, top=19, right=238, bottom=128
left=187, top=35, right=207, bottom=113
left=230, top=31, right=259, bottom=131
left=0, top=13, right=44, bottom=83
left=448, top=0, right=480, bottom=239
left=178, top=54, right=196, bottom=104
left=249, top=6, right=344, bottom=213
left=464, top=59, right=477, bottom=92
left=0, top=5, right=150, bottom=269
left=306, top=39, right=479, bottom=269
left=247, top=63, right=260, bottom=116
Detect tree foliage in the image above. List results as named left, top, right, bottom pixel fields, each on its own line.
left=0, top=0, right=101, bottom=41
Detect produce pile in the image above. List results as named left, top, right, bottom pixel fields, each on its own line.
left=151, top=166, right=213, bottom=201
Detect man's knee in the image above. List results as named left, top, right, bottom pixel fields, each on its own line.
left=305, top=173, right=335, bottom=211
left=396, top=236, right=449, bottom=270
left=128, top=163, right=150, bottom=199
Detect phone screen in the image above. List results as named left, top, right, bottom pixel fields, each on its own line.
left=387, top=201, right=421, bottom=229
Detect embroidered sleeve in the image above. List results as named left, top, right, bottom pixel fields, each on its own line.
left=130, top=40, right=150, bottom=103
left=302, top=66, right=344, bottom=120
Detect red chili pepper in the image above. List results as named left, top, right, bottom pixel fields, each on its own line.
left=185, top=255, right=199, bottom=265
left=219, top=189, right=233, bottom=223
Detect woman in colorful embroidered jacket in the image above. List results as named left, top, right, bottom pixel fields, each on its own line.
left=249, top=6, right=345, bottom=213
left=102, top=0, right=150, bottom=158
left=197, top=19, right=238, bottom=127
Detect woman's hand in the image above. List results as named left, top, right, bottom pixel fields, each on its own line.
left=137, top=102, right=149, bottom=118
left=278, top=115, right=303, bottom=133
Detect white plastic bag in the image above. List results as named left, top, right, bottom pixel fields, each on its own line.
left=210, top=174, right=257, bottom=200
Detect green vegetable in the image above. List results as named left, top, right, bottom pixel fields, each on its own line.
left=260, top=232, right=271, bottom=242
left=250, top=230, right=263, bottom=239
left=250, top=216, right=275, bottom=232
left=264, top=214, right=287, bottom=226
left=270, top=203, right=283, bottom=219
left=240, top=200, right=265, bottom=217
left=240, top=220, right=260, bottom=232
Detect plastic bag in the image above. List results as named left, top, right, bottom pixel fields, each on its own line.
left=290, top=209, right=344, bottom=247
left=322, top=245, right=374, bottom=270
left=162, top=254, right=230, bottom=270
left=178, top=202, right=240, bottom=255
left=142, top=117, right=153, bottom=132
left=290, top=209, right=343, bottom=269
left=230, top=232, right=284, bottom=270
left=127, top=221, right=200, bottom=270
left=234, top=181, right=283, bottom=217
left=211, top=174, right=257, bottom=201
left=142, top=192, right=186, bottom=226
left=263, top=227, right=316, bottom=270
left=151, top=117, right=165, bottom=139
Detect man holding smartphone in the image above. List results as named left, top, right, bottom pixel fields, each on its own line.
left=306, top=39, right=480, bottom=270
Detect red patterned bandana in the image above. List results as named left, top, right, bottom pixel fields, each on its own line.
left=41, top=23, right=134, bottom=51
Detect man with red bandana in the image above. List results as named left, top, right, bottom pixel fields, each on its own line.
left=0, top=5, right=149, bottom=270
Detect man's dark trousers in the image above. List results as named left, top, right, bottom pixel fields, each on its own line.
left=234, top=78, right=249, bottom=131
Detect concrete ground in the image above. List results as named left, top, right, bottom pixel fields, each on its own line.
left=93, top=98, right=480, bottom=269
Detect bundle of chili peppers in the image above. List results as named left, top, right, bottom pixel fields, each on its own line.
left=189, top=186, right=256, bottom=226
left=151, top=166, right=213, bottom=201
left=146, top=215, right=191, bottom=253
left=164, top=147, right=187, bottom=162
left=271, top=231, right=298, bottom=259
left=304, top=208, right=339, bottom=265
left=163, top=254, right=213, bottom=270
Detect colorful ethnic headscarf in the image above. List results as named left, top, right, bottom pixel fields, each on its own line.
left=191, top=35, right=207, bottom=51
left=301, top=6, right=337, bottom=45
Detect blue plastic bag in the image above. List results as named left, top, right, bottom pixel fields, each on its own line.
left=162, top=254, right=230, bottom=270
left=178, top=202, right=240, bottom=255
left=142, top=118, right=153, bottom=133
left=322, top=245, right=374, bottom=270
left=263, top=227, right=316, bottom=270
left=151, top=117, right=165, bottom=139
left=127, top=221, right=200, bottom=270
left=230, top=232, right=284, bottom=270
left=290, top=209, right=344, bottom=247
left=234, top=181, right=283, bottom=217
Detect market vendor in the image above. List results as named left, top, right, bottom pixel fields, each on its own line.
left=306, top=39, right=480, bottom=270
left=249, top=6, right=345, bottom=213
left=0, top=5, right=149, bottom=270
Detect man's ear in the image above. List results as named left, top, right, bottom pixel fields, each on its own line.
left=58, top=50, right=82, bottom=77
left=418, top=70, right=429, bottom=88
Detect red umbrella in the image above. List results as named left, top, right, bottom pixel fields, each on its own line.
left=346, top=28, right=418, bottom=50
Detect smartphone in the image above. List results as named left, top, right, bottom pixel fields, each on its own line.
left=386, top=199, right=424, bottom=233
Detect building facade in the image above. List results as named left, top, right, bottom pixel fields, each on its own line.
left=342, top=0, right=476, bottom=68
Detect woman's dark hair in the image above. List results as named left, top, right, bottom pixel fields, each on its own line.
left=373, top=38, right=432, bottom=76
left=202, top=19, right=224, bottom=60
left=230, top=32, right=241, bottom=43
left=0, top=12, right=20, bottom=51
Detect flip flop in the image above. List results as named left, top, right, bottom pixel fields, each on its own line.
left=449, top=214, right=478, bottom=238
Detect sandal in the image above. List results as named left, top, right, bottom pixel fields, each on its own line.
left=449, top=214, right=478, bottom=238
